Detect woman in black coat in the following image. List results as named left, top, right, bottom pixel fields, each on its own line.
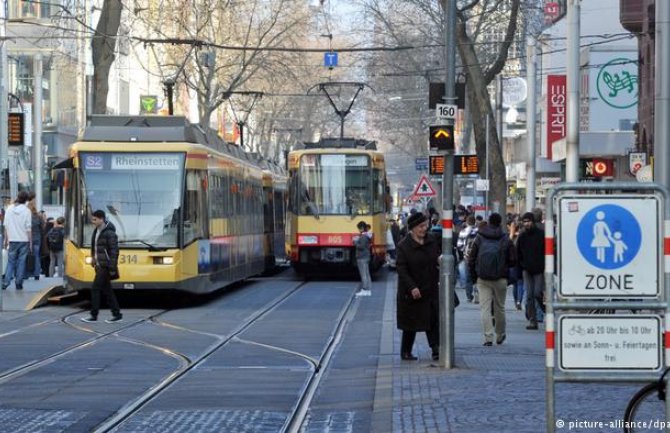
left=396, top=212, right=440, bottom=361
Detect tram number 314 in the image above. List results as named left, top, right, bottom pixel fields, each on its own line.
left=585, top=274, right=634, bottom=291
left=119, top=255, right=138, bottom=265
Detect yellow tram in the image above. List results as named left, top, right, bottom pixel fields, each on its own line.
left=57, top=116, right=286, bottom=294
left=285, top=139, right=389, bottom=274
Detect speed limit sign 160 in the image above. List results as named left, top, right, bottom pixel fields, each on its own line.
left=436, top=104, right=457, bottom=120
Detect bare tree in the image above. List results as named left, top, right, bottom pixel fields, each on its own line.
left=91, top=0, right=122, bottom=114
left=138, top=0, right=312, bottom=129
left=456, top=0, right=522, bottom=211
left=359, top=0, right=527, bottom=210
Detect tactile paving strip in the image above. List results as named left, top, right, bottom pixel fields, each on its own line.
left=114, top=409, right=286, bottom=433
left=0, top=408, right=85, bottom=432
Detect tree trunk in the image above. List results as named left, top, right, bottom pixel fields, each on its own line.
left=456, top=21, right=506, bottom=213
left=91, top=0, right=123, bottom=114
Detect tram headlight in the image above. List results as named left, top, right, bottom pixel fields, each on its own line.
left=153, top=257, right=174, bottom=265
left=85, top=257, right=93, bottom=265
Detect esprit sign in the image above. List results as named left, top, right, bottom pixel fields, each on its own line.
left=547, top=75, right=566, bottom=160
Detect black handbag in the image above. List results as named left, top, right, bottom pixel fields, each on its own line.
left=25, top=252, right=35, bottom=274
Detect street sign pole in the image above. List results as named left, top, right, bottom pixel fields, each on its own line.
left=545, top=182, right=670, bottom=433
left=439, top=0, right=456, bottom=369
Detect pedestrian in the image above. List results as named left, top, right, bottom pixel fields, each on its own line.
left=468, top=212, right=515, bottom=346
left=47, top=217, right=66, bottom=277
left=2, top=191, right=32, bottom=290
left=42, top=217, right=54, bottom=276
left=354, top=220, right=372, bottom=297
left=81, top=210, right=123, bottom=323
left=386, top=217, right=399, bottom=268
left=390, top=217, right=401, bottom=247
left=27, top=200, right=44, bottom=280
left=396, top=212, right=440, bottom=361
left=532, top=207, right=545, bottom=230
left=516, top=212, right=545, bottom=330
left=507, top=218, right=524, bottom=310
left=456, top=215, right=477, bottom=302
left=430, top=213, right=442, bottom=238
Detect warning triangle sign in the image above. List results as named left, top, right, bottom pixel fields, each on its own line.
left=412, top=175, right=437, bottom=197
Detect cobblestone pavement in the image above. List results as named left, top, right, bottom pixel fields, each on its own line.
left=383, top=276, right=655, bottom=433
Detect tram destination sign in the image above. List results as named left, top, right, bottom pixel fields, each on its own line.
left=558, top=195, right=661, bottom=298
left=559, top=315, right=661, bottom=371
left=8, top=112, right=24, bottom=146
left=429, top=155, right=479, bottom=176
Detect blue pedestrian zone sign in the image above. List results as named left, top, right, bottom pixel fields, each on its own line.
left=558, top=196, right=660, bottom=298
left=575, top=204, right=641, bottom=270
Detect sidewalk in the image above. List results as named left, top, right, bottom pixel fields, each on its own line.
left=0, top=276, right=64, bottom=311
left=380, top=276, right=647, bottom=433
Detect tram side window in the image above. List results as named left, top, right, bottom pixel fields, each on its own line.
left=208, top=174, right=221, bottom=219
left=232, top=175, right=241, bottom=235
left=255, top=182, right=263, bottom=233
left=372, top=169, right=385, bottom=213
left=184, top=170, right=206, bottom=244
left=70, top=170, right=84, bottom=246
left=273, top=190, right=284, bottom=233
left=288, top=173, right=299, bottom=214
left=244, top=177, right=250, bottom=235
left=221, top=171, right=230, bottom=218
left=78, top=172, right=96, bottom=246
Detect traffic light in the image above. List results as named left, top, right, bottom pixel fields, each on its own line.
left=429, top=125, right=454, bottom=151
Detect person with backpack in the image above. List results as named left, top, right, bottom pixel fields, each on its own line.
left=516, top=212, right=545, bottom=330
left=467, top=213, right=515, bottom=346
left=47, top=217, right=66, bottom=277
left=456, top=215, right=477, bottom=302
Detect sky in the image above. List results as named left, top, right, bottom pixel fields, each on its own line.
left=321, top=0, right=362, bottom=35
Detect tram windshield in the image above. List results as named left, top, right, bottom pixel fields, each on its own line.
left=298, top=153, right=373, bottom=216
left=79, top=152, right=184, bottom=248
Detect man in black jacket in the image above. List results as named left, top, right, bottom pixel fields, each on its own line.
left=516, top=212, right=545, bottom=330
left=468, top=213, right=515, bottom=346
left=81, top=210, right=123, bottom=323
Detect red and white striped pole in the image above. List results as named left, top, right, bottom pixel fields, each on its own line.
left=545, top=217, right=555, bottom=369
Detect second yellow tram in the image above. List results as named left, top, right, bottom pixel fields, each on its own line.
left=285, top=139, right=389, bottom=274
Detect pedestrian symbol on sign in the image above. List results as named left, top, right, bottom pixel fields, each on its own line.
left=576, top=204, right=641, bottom=270
left=412, top=175, right=436, bottom=197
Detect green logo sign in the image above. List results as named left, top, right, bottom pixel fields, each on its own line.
left=140, top=95, right=158, bottom=114
left=596, top=58, right=638, bottom=109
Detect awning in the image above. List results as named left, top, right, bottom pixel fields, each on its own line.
left=52, top=157, right=74, bottom=169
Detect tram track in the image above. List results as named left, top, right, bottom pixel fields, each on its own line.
left=91, top=279, right=360, bottom=433
left=0, top=308, right=172, bottom=385
left=92, top=280, right=311, bottom=433
left=282, top=286, right=359, bottom=433
left=0, top=277, right=361, bottom=433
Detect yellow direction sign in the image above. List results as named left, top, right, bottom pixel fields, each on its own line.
left=429, top=125, right=455, bottom=151
left=412, top=175, right=437, bottom=197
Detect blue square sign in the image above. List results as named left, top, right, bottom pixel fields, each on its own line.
left=324, top=52, right=338, bottom=68
left=558, top=196, right=660, bottom=298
